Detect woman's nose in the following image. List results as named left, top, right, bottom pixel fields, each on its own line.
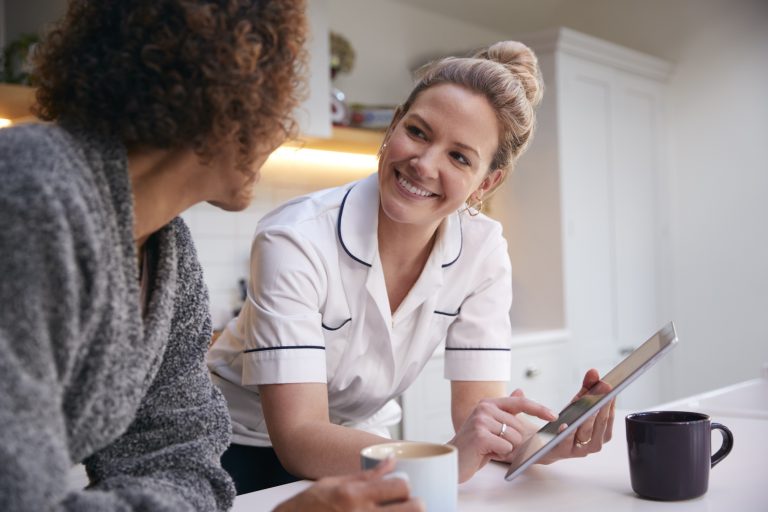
left=410, top=148, right=439, bottom=179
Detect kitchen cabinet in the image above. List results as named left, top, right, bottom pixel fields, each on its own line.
left=493, top=27, right=672, bottom=407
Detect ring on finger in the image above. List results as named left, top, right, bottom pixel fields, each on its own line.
left=498, top=423, right=508, bottom=438
left=575, top=437, right=591, bottom=448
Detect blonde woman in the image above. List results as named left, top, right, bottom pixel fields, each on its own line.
left=208, top=40, right=615, bottom=494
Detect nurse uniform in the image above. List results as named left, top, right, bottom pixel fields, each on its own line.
left=207, top=173, right=513, bottom=447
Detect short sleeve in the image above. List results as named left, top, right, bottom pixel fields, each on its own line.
left=236, top=228, right=329, bottom=385
left=444, top=238, right=513, bottom=381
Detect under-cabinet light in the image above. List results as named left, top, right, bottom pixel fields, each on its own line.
left=264, top=146, right=379, bottom=177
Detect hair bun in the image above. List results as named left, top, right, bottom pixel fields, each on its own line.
left=475, top=41, right=543, bottom=107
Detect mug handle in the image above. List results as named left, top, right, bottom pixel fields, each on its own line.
left=710, top=422, right=734, bottom=468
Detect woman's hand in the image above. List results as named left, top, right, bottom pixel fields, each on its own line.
left=447, top=390, right=558, bottom=483
left=273, top=457, right=424, bottom=512
left=536, top=368, right=616, bottom=464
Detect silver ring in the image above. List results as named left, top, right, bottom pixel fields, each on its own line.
left=498, top=423, right=508, bottom=437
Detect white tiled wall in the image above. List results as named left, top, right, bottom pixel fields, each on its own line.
left=181, top=184, right=314, bottom=330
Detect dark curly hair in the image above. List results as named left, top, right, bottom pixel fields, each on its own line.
left=32, top=0, right=307, bottom=171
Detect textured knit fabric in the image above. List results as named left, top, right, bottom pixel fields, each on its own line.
left=0, top=123, right=235, bottom=511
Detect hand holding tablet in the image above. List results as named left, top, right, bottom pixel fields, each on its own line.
left=505, top=322, right=679, bottom=481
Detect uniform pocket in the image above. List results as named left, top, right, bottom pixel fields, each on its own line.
left=322, top=317, right=353, bottom=383
left=430, top=308, right=460, bottom=349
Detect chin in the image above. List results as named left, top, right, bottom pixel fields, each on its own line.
left=207, top=195, right=251, bottom=212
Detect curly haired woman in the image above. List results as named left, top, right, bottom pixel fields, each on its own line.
left=0, top=1, right=419, bottom=511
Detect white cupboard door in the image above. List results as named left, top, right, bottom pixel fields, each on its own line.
left=508, top=342, right=569, bottom=412
left=400, top=357, right=453, bottom=443
left=558, top=56, right=618, bottom=363
left=611, top=73, right=664, bottom=351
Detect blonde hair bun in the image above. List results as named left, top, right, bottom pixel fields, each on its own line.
left=475, top=41, right=543, bottom=108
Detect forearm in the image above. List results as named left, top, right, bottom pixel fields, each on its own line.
left=451, top=381, right=507, bottom=432
left=272, top=420, right=391, bottom=479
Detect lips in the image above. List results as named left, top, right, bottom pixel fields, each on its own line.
left=395, top=171, right=437, bottom=198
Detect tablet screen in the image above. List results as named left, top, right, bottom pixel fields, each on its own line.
left=504, top=322, right=678, bottom=481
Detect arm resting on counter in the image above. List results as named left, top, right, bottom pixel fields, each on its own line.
left=260, top=382, right=392, bottom=479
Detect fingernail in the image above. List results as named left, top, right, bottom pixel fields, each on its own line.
left=547, top=408, right=558, bottom=420
left=383, top=471, right=410, bottom=483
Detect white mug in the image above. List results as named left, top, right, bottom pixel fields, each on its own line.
left=360, top=441, right=457, bottom=512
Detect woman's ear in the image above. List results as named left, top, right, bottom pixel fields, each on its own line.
left=478, top=169, right=504, bottom=196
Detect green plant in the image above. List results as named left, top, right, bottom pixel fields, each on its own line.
left=330, top=31, right=355, bottom=80
left=1, top=34, right=40, bottom=84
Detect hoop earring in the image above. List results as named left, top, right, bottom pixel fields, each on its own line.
left=467, top=197, right=483, bottom=217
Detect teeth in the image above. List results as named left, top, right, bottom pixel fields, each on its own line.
left=397, top=173, right=435, bottom=197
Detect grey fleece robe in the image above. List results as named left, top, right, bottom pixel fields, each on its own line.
left=0, top=123, right=235, bottom=511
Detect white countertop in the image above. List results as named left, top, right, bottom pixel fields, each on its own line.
left=654, top=378, right=768, bottom=419
left=233, top=381, right=768, bottom=511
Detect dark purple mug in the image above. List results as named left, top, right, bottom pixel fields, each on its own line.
left=625, top=411, right=733, bottom=501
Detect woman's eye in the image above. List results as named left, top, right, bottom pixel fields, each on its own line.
left=451, top=151, right=470, bottom=166
left=406, top=125, right=427, bottom=139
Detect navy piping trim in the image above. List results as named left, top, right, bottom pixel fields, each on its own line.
left=442, top=213, right=463, bottom=268
left=337, top=186, right=372, bottom=267
left=321, top=318, right=352, bottom=331
left=445, top=347, right=512, bottom=352
left=243, top=345, right=325, bottom=354
left=434, top=309, right=461, bottom=317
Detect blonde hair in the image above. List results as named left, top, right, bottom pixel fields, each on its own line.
left=384, top=41, right=543, bottom=195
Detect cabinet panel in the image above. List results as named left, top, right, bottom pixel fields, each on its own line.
left=559, top=59, right=617, bottom=355
left=508, top=342, right=569, bottom=409
left=400, top=357, right=453, bottom=443
left=611, top=76, right=663, bottom=351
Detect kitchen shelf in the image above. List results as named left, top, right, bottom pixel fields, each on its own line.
left=0, top=83, right=36, bottom=123
left=0, top=84, right=385, bottom=156
left=289, top=126, right=385, bottom=155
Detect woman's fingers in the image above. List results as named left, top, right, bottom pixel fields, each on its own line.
left=604, top=398, right=616, bottom=442
left=359, top=475, right=413, bottom=506
left=494, top=391, right=559, bottom=422
left=365, top=456, right=396, bottom=479
left=574, top=415, right=596, bottom=445
left=491, top=410, right=531, bottom=446
left=576, top=397, right=616, bottom=453
left=572, top=368, right=601, bottom=401
left=382, top=499, right=426, bottom=512
left=465, top=404, right=523, bottom=452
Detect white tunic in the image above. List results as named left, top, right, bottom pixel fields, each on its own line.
left=207, top=173, right=513, bottom=446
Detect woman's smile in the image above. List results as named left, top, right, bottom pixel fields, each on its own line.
left=395, top=170, right=439, bottom=199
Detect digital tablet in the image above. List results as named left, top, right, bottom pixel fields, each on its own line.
left=504, top=321, right=678, bottom=481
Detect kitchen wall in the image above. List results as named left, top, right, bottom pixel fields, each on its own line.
left=664, top=0, right=768, bottom=398
left=328, top=0, right=509, bottom=106
left=2, top=0, right=65, bottom=44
